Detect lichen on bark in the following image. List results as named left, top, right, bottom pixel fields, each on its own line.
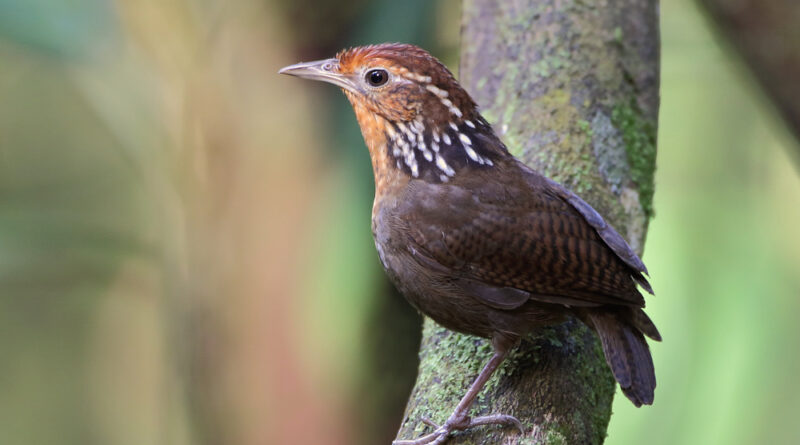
left=395, top=0, right=660, bottom=444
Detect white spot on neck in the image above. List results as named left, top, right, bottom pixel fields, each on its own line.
left=435, top=154, right=455, bottom=176
left=465, top=146, right=481, bottom=164
left=396, top=122, right=409, bottom=135
left=440, top=97, right=454, bottom=109
left=386, top=124, right=398, bottom=140
left=413, top=118, right=425, bottom=133
left=422, top=148, right=433, bottom=161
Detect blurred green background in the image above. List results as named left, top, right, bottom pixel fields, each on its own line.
left=0, top=0, right=798, bottom=444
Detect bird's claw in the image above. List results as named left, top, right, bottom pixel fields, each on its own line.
left=393, top=413, right=524, bottom=445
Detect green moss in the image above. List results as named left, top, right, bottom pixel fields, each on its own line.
left=519, top=89, right=605, bottom=196
left=544, top=429, right=568, bottom=445
left=402, top=320, right=496, bottom=434
left=577, top=119, right=593, bottom=146
left=532, top=52, right=569, bottom=80
left=399, top=320, right=615, bottom=442
left=613, top=26, right=623, bottom=43
left=612, top=99, right=657, bottom=218
left=569, top=326, right=615, bottom=443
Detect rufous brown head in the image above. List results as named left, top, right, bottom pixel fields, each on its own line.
left=280, top=43, right=507, bottom=183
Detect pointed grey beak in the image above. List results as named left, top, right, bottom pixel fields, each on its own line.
left=278, top=58, right=357, bottom=92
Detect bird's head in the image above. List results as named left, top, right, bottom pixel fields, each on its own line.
left=280, top=43, right=507, bottom=183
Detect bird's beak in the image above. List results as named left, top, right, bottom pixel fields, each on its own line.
left=278, top=58, right=357, bottom=93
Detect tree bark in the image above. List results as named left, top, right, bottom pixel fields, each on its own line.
left=696, top=0, right=800, bottom=145
left=395, top=1, right=660, bottom=444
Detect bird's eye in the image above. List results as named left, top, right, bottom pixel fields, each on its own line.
left=366, top=69, right=389, bottom=87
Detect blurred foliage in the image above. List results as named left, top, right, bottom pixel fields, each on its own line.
left=608, top=2, right=800, bottom=444
left=0, top=0, right=798, bottom=445
left=0, top=0, right=118, bottom=58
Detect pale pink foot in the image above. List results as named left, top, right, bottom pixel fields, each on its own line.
left=393, top=412, right=523, bottom=445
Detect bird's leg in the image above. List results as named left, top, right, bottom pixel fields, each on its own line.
left=393, top=336, right=524, bottom=445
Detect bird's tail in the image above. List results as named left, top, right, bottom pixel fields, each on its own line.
left=585, top=308, right=661, bottom=407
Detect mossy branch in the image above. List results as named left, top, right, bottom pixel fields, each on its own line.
left=395, top=0, right=659, bottom=444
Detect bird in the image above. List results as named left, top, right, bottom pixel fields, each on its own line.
left=280, top=43, right=661, bottom=445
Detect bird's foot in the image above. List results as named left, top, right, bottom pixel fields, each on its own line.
left=393, top=413, right=523, bottom=445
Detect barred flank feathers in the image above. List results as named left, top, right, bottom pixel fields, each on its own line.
left=588, top=309, right=658, bottom=407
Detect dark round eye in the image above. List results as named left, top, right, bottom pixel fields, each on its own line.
left=366, top=69, right=389, bottom=87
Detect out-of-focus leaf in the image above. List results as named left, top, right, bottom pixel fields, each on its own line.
left=0, top=51, right=155, bottom=445
left=0, top=0, right=120, bottom=59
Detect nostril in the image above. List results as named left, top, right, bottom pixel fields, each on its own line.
left=322, top=62, right=333, bottom=71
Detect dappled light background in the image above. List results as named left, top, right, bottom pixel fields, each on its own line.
left=0, top=1, right=798, bottom=445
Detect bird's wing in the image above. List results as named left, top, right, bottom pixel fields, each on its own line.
left=397, top=169, right=649, bottom=311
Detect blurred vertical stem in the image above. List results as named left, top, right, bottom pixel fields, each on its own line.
left=395, top=1, right=660, bottom=444
left=696, top=0, right=800, bottom=146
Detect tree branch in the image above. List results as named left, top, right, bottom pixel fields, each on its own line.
left=395, top=0, right=659, bottom=443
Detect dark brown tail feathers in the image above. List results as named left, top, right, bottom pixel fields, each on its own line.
left=586, top=308, right=660, bottom=407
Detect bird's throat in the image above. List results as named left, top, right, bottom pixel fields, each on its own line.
left=349, top=96, right=502, bottom=191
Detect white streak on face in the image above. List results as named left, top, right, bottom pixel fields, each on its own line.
left=465, top=120, right=476, bottom=129
left=426, top=84, right=463, bottom=117
left=442, top=133, right=451, bottom=146
left=397, top=67, right=432, bottom=84
left=407, top=73, right=431, bottom=83
left=449, top=122, right=458, bottom=131
left=425, top=84, right=448, bottom=98
left=459, top=133, right=472, bottom=146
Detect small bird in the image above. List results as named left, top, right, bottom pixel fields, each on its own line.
left=280, top=43, right=660, bottom=445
